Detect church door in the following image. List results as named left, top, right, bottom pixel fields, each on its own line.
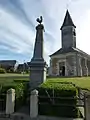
left=62, top=66, right=65, bottom=76
left=59, top=62, right=65, bottom=76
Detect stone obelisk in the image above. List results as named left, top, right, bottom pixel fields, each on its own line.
left=29, top=16, right=47, bottom=90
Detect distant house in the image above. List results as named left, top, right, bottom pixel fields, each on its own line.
left=17, top=63, right=29, bottom=73
left=0, top=60, right=18, bottom=72
left=27, top=62, right=30, bottom=67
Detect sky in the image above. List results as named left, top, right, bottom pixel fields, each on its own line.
left=0, top=0, right=90, bottom=65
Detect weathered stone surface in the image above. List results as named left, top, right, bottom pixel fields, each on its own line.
left=29, top=17, right=47, bottom=90
left=85, top=93, right=90, bottom=120
left=61, top=26, right=76, bottom=49
left=6, top=88, right=15, bottom=114
left=81, top=58, right=88, bottom=76
left=66, top=54, right=77, bottom=76
left=30, top=64, right=47, bottom=90
left=30, top=90, right=38, bottom=118
left=87, top=60, right=90, bottom=75
left=76, top=55, right=82, bottom=76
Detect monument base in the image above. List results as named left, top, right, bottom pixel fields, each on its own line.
left=29, top=61, right=47, bottom=90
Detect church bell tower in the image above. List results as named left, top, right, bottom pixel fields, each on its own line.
left=60, top=10, right=76, bottom=49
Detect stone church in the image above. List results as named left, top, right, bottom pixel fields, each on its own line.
left=49, top=10, right=90, bottom=76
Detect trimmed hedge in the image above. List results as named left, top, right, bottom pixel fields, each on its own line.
left=38, top=81, right=80, bottom=118
left=0, top=81, right=29, bottom=111
left=38, top=82, right=77, bottom=97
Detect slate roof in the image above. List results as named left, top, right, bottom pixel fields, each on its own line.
left=27, top=62, right=30, bottom=66
left=60, top=10, right=76, bottom=30
left=50, top=47, right=90, bottom=58
left=0, top=60, right=17, bottom=66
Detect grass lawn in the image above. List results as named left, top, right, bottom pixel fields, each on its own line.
left=0, top=73, right=29, bottom=77
left=47, top=77, right=90, bottom=90
left=0, top=74, right=90, bottom=90
left=0, top=73, right=29, bottom=84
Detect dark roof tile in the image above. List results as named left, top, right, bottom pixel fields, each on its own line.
left=50, top=47, right=90, bottom=58
left=60, top=10, right=76, bottom=30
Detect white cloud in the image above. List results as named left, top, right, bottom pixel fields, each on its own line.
left=0, top=7, right=35, bottom=54
left=0, top=0, right=90, bottom=64
left=77, top=10, right=90, bottom=55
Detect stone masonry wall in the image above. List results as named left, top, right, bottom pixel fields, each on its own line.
left=51, top=58, right=66, bottom=76
left=81, top=58, right=88, bottom=76
left=87, top=61, right=90, bottom=76
left=51, top=58, right=58, bottom=75
left=51, top=53, right=77, bottom=76
left=76, top=55, right=82, bottom=76
left=66, top=54, right=77, bottom=76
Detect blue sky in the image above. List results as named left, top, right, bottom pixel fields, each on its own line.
left=0, top=0, right=90, bottom=65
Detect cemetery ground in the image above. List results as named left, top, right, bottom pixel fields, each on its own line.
left=0, top=73, right=90, bottom=90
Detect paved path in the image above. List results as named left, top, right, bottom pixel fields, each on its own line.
left=0, top=114, right=84, bottom=120
left=0, top=105, right=84, bottom=120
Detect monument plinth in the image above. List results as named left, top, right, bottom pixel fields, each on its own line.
left=29, top=16, right=47, bottom=90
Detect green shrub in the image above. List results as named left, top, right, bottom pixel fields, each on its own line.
left=0, top=68, right=6, bottom=73
left=38, top=82, right=77, bottom=97
left=38, top=81, right=79, bottom=118
left=1, top=83, right=17, bottom=93
left=0, top=81, right=29, bottom=111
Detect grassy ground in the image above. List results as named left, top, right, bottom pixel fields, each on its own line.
left=0, top=73, right=29, bottom=77
left=0, top=74, right=90, bottom=90
left=47, top=77, right=90, bottom=90
left=0, top=73, right=29, bottom=84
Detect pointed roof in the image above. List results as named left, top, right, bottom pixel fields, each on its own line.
left=60, top=10, right=76, bottom=30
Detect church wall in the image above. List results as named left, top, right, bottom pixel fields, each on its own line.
left=51, top=58, right=59, bottom=76
left=50, top=53, right=77, bottom=76
left=87, top=60, right=90, bottom=76
left=81, top=58, right=88, bottom=76
left=81, top=58, right=85, bottom=76
left=66, top=54, right=77, bottom=76
left=50, top=53, right=90, bottom=77
left=76, top=54, right=89, bottom=76
left=76, top=54, right=82, bottom=76
left=66, top=53, right=90, bottom=77
left=51, top=57, right=66, bottom=76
